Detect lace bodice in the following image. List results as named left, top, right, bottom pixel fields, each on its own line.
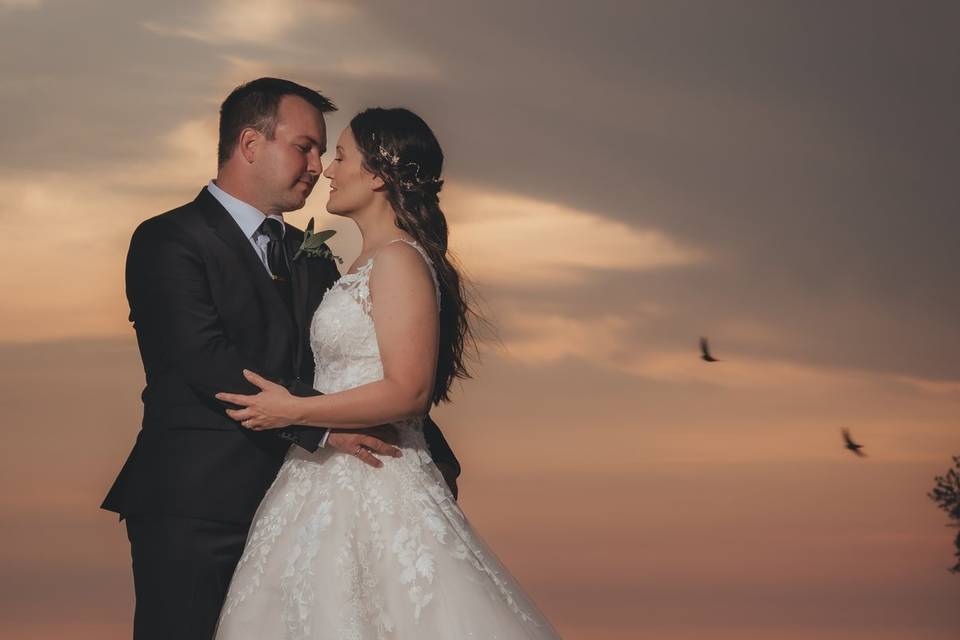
left=310, top=239, right=440, bottom=395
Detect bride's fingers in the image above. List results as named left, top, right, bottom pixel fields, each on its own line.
left=215, top=392, right=252, bottom=406
left=226, top=408, right=256, bottom=421
left=252, top=421, right=281, bottom=431
left=242, top=417, right=269, bottom=430
left=242, top=369, right=275, bottom=390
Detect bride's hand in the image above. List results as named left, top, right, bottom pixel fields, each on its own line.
left=216, top=370, right=301, bottom=430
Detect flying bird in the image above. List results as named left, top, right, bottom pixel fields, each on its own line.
left=699, top=337, right=719, bottom=362
left=842, top=429, right=866, bottom=457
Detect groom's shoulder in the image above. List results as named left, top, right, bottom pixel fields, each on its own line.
left=128, top=198, right=209, bottom=256
left=132, top=192, right=209, bottom=240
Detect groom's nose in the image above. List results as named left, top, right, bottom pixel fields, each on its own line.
left=307, top=151, right=322, bottom=176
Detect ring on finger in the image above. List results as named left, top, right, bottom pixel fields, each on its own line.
left=354, top=445, right=365, bottom=457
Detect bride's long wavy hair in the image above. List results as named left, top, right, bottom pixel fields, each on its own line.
left=350, top=107, right=483, bottom=404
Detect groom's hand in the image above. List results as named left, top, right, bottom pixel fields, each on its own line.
left=326, top=425, right=402, bottom=469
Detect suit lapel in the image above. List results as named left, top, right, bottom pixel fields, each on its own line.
left=195, top=188, right=296, bottom=337
left=286, top=229, right=311, bottom=373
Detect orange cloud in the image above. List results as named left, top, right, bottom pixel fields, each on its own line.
left=443, top=186, right=707, bottom=285
left=0, top=0, right=40, bottom=10
left=141, top=0, right=357, bottom=46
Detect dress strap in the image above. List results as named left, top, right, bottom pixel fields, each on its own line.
left=379, top=239, right=442, bottom=312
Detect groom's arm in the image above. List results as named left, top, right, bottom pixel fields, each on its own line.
left=423, top=415, right=460, bottom=477
left=127, top=218, right=326, bottom=452
left=423, top=415, right=460, bottom=498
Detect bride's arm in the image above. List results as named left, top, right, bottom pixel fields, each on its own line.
left=217, top=242, right=439, bottom=430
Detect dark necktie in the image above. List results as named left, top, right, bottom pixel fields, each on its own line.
left=259, top=218, right=294, bottom=316
left=259, top=218, right=291, bottom=280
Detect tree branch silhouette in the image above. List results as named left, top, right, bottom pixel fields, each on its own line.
left=928, top=455, right=960, bottom=574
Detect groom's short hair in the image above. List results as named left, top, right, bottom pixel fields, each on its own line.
left=218, top=77, right=337, bottom=167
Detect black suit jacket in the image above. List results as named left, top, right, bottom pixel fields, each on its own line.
left=102, top=188, right=459, bottom=523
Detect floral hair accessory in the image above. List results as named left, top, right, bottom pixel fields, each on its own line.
left=378, top=145, right=400, bottom=166
left=398, top=171, right=443, bottom=192
left=373, top=139, right=442, bottom=193
left=398, top=160, right=443, bottom=192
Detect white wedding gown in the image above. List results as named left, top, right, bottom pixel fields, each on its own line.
left=215, top=239, right=560, bottom=639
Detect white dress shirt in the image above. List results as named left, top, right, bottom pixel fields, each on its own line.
left=207, top=180, right=329, bottom=448
left=207, top=180, right=285, bottom=276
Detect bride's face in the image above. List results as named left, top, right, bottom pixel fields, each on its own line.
left=323, top=127, right=382, bottom=216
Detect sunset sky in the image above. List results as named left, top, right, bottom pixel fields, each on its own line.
left=2, top=1, right=959, bottom=638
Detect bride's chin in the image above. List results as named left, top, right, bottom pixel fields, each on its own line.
left=325, top=200, right=354, bottom=218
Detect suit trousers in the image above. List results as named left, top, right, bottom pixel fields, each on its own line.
left=125, top=515, right=250, bottom=640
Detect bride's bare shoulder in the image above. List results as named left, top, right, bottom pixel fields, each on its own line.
left=368, top=240, right=436, bottom=301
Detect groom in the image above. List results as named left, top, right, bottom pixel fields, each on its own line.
left=101, top=78, right=461, bottom=640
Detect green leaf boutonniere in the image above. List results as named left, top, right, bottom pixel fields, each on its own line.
left=294, top=217, right=343, bottom=264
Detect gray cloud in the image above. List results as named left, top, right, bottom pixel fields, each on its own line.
left=0, top=1, right=227, bottom=171
left=2, top=0, right=958, bottom=383
left=329, top=0, right=960, bottom=381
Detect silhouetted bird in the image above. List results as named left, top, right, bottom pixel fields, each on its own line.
left=699, top=337, right=719, bottom=362
left=842, top=429, right=866, bottom=457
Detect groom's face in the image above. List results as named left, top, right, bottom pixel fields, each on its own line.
left=256, top=95, right=327, bottom=214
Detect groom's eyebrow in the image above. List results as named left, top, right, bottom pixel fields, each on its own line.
left=296, top=135, right=326, bottom=153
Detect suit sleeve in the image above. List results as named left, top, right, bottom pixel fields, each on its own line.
left=126, top=218, right=324, bottom=452
left=423, top=415, right=460, bottom=479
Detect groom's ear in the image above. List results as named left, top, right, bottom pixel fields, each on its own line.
left=238, top=127, right=260, bottom=163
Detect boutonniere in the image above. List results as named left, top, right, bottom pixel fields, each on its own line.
left=293, top=217, right=343, bottom=264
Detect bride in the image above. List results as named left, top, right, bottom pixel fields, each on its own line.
left=212, top=107, right=561, bottom=639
